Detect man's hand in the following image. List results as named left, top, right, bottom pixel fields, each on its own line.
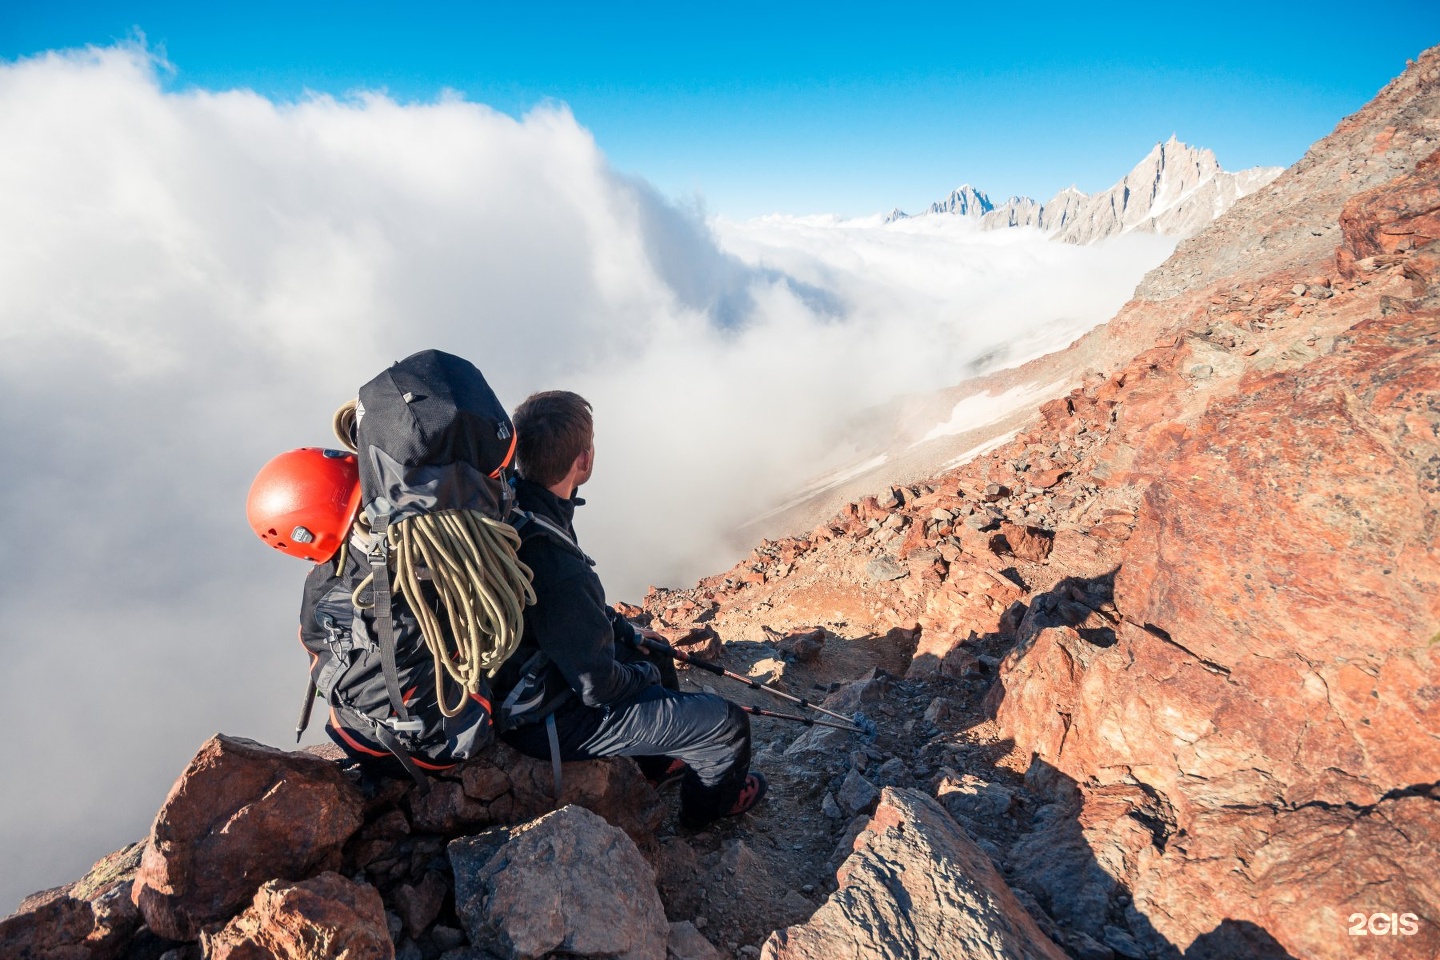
left=634, top=626, right=665, bottom=645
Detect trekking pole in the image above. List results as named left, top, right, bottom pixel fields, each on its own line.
left=735, top=703, right=871, bottom=733
left=634, top=635, right=875, bottom=736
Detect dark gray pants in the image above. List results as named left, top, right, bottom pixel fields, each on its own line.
left=503, top=685, right=752, bottom=827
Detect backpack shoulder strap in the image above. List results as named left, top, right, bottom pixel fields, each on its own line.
left=511, top=510, right=595, bottom=566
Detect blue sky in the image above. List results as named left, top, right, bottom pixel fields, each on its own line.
left=4, top=2, right=1437, bottom=216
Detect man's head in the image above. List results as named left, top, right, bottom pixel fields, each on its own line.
left=513, top=390, right=594, bottom=492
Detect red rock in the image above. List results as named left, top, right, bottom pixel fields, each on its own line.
left=132, top=735, right=365, bottom=941
left=504, top=749, right=664, bottom=857
left=613, top=601, right=647, bottom=621
left=896, top=515, right=933, bottom=558
left=1339, top=147, right=1440, bottom=260
left=1030, top=467, right=1068, bottom=489
left=761, top=788, right=1065, bottom=960
left=0, top=891, right=136, bottom=960
left=857, top=495, right=887, bottom=521
left=906, top=628, right=981, bottom=680
left=0, top=842, right=143, bottom=960
left=460, top=758, right=512, bottom=803
left=406, top=778, right=490, bottom=834
left=1039, top=396, right=1074, bottom=427
left=777, top=628, right=826, bottom=664
left=663, top=624, right=721, bottom=662
left=996, top=302, right=1440, bottom=957
left=394, top=871, right=448, bottom=938
left=988, top=521, right=1054, bottom=562
left=201, top=872, right=391, bottom=960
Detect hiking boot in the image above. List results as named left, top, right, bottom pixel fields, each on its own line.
left=645, top=758, right=688, bottom=791
left=725, top=771, right=768, bottom=818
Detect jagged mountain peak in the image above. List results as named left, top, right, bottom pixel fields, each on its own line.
left=894, top=137, right=1282, bottom=244
left=927, top=183, right=994, bottom=218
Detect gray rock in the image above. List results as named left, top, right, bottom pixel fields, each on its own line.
left=821, top=792, right=842, bottom=819
left=780, top=890, right=814, bottom=921
left=923, top=698, right=952, bottom=723
left=836, top=771, right=880, bottom=816
left=1102, top=925, right=1147, bottom=959
left=786, top=673, right=891, bottom=757
left=1068, top=932, right=1116, bottom=960
left=863, top=556, right=907, bottom=582
left=668, top=920, right=720, bottom=960
left=761, top=789, right=1067, bottom=960
left=449, top=805, right=667, bottom=960
left=1006, top=805, right=1116, bottom=937
left=937, top=772, right=1015, bottom=821
left=876, top=758, right=909, bottom=784
left=430, top=926, right=467, bottom=951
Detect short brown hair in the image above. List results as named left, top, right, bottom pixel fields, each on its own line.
left=513, top=391, right=594, bottom=486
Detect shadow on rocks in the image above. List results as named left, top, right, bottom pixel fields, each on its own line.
left=952, top=570, right=1300, bottom=960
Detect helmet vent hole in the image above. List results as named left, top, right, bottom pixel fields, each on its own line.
left=267, top=528, right=278, bottom=536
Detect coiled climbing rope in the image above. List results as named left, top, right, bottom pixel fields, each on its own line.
left=334, top=399, right=536, bottom=717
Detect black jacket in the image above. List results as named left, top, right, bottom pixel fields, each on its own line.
left=493, top=478, right=656, bottom=723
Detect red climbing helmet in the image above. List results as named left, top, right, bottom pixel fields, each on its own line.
left=246, top=448, right=362, bottom=562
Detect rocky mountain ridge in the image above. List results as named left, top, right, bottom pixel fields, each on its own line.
left=6, top=46, right=1439, bottom=960
left=890, top=136, right=1282, bottom=244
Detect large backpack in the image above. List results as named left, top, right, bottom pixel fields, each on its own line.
left=296, top=350, right=530, bottom=784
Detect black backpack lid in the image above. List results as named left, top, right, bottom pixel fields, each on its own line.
left=355, top=349, right=515, bottom=523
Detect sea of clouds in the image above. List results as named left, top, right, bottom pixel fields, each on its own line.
left=0, top=43, right=1178, bottom=908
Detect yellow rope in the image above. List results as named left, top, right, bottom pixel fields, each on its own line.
left=346, top=512, right=534, bottom=715
left=391, top=511, right=535, bottom=716
left=333, top=398, right=534, bottom=717
left=333, top=400, right=359, bottom=453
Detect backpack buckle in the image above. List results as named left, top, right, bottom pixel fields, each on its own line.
left=386, top=717, right=425, bottom=734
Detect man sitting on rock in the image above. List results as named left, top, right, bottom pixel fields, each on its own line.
left=493, top=390, right=767, bottom=827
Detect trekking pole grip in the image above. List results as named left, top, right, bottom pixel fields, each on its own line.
left=636, top=634, right=727, bottom=676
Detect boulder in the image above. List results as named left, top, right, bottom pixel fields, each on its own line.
left=994, top=174, right=1440, bottom=957
left=989, top=522, right=1054, bottom=563
left=449, top=804, right=668, bottom=960
left=0, top=842, right=144, bottom=960
left=0, top=893, right=131, bottom=960
left=761, top=788, right=1066, bottom=960
left=785, top=672, right=890, bottom=756
left=131, top=734, right=365, bottom=941
left=777, top=628, right=826, bottom=664
left=201, top=871, right=392, bottom=960
left=658, top=625, right=723, bottom=664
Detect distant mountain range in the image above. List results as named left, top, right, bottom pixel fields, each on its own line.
left=887, top=136, right=1283, bottom=244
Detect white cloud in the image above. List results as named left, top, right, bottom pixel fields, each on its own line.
left=0, top=42, right=1177, bottom=908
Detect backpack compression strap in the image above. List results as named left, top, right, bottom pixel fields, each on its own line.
left=363, top=513, right=430, bottom=791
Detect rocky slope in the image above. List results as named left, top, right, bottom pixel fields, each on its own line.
left=5, top=46, right=1439, bottom=960
left=890, top=137, right=1282, bottom=244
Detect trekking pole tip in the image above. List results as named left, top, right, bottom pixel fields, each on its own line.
left=854, top=713, right=878, bottom=739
